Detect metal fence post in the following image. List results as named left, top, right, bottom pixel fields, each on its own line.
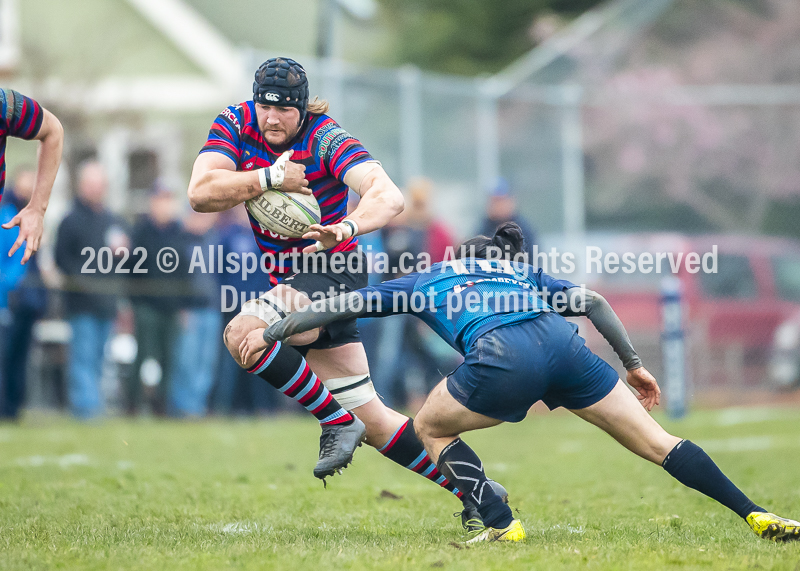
left=661, top=276, right=687, bottom=418
left=475, top=78, right=500, bottom=194
left=560, top=84, right=585, bottom=240
left=398, top=65, right=423, bottom=186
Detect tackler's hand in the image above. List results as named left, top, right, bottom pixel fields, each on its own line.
left=239, top=328, right=269, bottom=368
left=301, top=220, right=357, bottom=254
left=626, top=367, right=661, bottom=412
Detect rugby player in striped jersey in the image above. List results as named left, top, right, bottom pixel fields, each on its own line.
left=0, top=89, right=64, bottom=263
left=188, top=58, right=504, bottom=530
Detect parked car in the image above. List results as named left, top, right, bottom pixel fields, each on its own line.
left=542, top=233, right=800, bottom=390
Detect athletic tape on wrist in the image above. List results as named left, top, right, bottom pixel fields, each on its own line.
left=269, top=160, right=285, bottom=189
left=342, top=219, right=359, bottom=238
left=257, top=168, right=269, bottom=191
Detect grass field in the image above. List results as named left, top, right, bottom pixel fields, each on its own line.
left=1, top=407, right=799, bottom=570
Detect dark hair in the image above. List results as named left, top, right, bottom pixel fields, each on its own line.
left=456, top=221, right=526, bottom=260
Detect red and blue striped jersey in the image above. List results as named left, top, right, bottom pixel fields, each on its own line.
left=0, top=90, right=44, bottom=201
left=200, top=101, right=374, bottom=277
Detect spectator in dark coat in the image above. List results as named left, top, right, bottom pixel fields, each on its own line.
left=126, top=187, right=184, bottom=416
left=55, top=161, right=128, bottom=418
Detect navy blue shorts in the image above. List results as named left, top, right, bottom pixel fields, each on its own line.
left=446, top=312, right=619, bottom=422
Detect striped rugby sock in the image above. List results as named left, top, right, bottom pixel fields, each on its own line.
left=378, top=418, right=464, bottom=501
left=247, top=341, right=354, bottom=426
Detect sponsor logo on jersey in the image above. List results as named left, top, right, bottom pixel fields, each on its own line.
left=221, top=107, right=241, bottom=132
left=316, top=126, right=350, bottom=158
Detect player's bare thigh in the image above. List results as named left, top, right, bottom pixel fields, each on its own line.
left=415, top=379, right=502, bottom=461
left=569, top=380, right=681, bottom=465
left=224, top=284, right=319, bottom=367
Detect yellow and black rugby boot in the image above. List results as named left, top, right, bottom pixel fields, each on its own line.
left=746, top=512, right=800, bottom=541
left=456, top=480, right=510, bottom=533
left=466, top=519, right=525, bottom=544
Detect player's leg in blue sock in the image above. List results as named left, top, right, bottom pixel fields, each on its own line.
left=435, top=438, right=513, bottom=529
left=573, top=381, right=766, bottom=519
left=662, top=439, right=764, bottom=518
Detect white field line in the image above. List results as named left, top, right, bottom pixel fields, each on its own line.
left=715, top=407, right=800, bottom=427
left=15, top=454, right=90, bottom=468
left=697, top=435, right=800, bottom=453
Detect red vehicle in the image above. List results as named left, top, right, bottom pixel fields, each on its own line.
left=561, top=234, right=800, bottom=391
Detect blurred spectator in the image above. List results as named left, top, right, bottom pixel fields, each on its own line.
left=1, top=168, right=49, bottom=419
left=210, top=206, right=282, bottom=415
left=477, top=177, right=537, bottom=260
left=374, top=179, right=459, bottom=409
left=170, top=210, right=222, bottom=417
left=127, top=187, right=184, bottom=416
left=406, top=178, right=454, bottom=263
left=55, top=161, right=128, bottom=418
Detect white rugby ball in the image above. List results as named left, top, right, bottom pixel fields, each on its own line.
left=245, top=190, right=322, bottom=239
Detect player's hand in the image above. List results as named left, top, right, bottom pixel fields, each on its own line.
left=279, top=152, right=311, bottom=195
left=626, top=367, right=661, bottom=411
left=239, top=327, right=269, bottom=367
left=1, top=206, right=45, bottom=264
left=301, top=222, right=352, bottom=253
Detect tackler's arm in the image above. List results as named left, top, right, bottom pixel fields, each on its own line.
left=263, top=292, right=369, bottom=346
left=559, top=287, right=643, bottom=371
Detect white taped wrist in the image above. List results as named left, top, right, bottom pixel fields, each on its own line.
left=268, top=161, right=286, bottom=189
left=342, top=219, right=359, bottom=239
left=257, top=168, right=269, bottom=191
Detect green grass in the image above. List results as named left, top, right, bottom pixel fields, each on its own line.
left=1, top=408, right=799, bottom=570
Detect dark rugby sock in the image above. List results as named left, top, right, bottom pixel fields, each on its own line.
left=662, top=440, right=764, bottom=518
left=378, top=419, right=464, bottom=501
left=436, top=438, right=513, bottom=529
left=248, top=341, right=354, bottom=426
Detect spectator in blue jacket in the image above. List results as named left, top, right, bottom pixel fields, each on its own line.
left=0, top=169, right=49, bottom=419
left=170, top=210, right=222, bottom=417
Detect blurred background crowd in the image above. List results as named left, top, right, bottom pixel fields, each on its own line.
left=0, top=162, right=536, bottom=420
left=2, top=0, right=800, bottom=421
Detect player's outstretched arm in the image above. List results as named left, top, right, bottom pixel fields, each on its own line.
left=343, top=164, right=404, bottom=235
left=2, top=108, right=63, bottom=264
left=239, top=273, right=420, bottom=364
left=559, top=286, right=660, bottom=409
left=560, top=287, right=642, bottom=371
left=301, top=164, right=403, bottom=253
left=238, top=292, right=369, bottom=364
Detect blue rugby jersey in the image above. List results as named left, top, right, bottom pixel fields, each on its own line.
left=357, top=258, right=577, bottom=355
left=200, top=102, right=374, bottom=281
left=0, top=90, right=44, bottom=200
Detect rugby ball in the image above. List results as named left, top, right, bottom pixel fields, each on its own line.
left=245, top=190, right=322, bottom=238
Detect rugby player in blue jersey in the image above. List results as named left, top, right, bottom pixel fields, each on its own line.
left=241, top=222, right=800, bottom=543
left=0, top=89, right=63, bottom=263
left=189, top=58, right=506, bottom=530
